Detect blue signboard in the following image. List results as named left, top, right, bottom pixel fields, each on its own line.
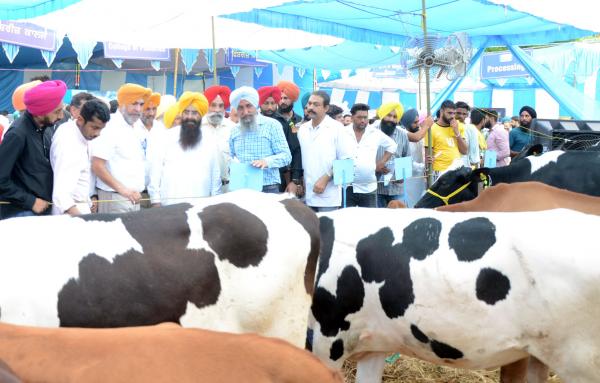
left=0, top=21, right=56, bottom=51
left=480, top=50, right=532, bottom=79
left=226, top=49, right=268, bottom=67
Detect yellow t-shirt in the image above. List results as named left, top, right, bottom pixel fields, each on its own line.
left=476, top=128, right=487, bottom=151
left=424, top=122, right=466, bottom=171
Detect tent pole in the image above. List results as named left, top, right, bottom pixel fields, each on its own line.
left=212, top=16, right=218, bottom=85
left=422, top=0, right=433, bottom=187
left=173, top=48, right=180, bottom=96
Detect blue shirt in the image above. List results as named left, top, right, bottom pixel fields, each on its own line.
left=509, top=127, right=533, bottom=152
left=229, top=114, right=291, bottom=186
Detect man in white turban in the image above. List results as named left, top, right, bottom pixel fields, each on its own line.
left=228, top=86, right=291, bottom=193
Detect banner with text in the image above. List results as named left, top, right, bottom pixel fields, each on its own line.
left=0, top=21, right=56, bottom=51
left=480, top=50, right=532, bottom=80
left=226, top=49, right=268, bottom=67
left=104, top=42, right=170, bottom=61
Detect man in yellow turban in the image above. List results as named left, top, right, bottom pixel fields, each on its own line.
left=148, top=91, right=221, bottom=207
left=373, top=101, right=433, bottom=207
left=163, top=104, right=181, bottom=129
left=91, top=83, right=152, bottom=214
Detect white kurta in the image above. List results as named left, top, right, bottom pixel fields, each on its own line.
left=201, top=117, right=233, bottom=183
left=90, top=110, right=146, bottom=192
left=50, top=120, right=92, bottom=215
left=346, top=125, right=397, bottom=193
left=148, top=126, right=222, bottom=206
left=298, top=115, right=355, bottom=207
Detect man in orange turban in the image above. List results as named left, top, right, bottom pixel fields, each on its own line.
left=202, top=85, right=234, bottom=191
left=0, top=80, right=67, bottom=219
left=274, top=81, right=304, bottom=196
left=141, top=92, right=161, bottom=133
left=91, top=83, right=151, bottom=214
left=12, top=80, right=42, bottom=112
left=276, top=81, right=302, bottom=120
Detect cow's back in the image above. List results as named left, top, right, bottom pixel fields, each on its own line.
left=0, top=323, right=343, bottom=383
left=438, top=182, right=600, bottom=214
left=312, top=207, right=600, bottom=376
left=0, top=191, right=317, bottom=347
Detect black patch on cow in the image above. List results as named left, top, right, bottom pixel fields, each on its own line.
left=410, top=324, right=464, bottom=360
left=356, top=219, right=441, bottom=319
left=199, top=203, right=268, bottom=268
left=311, top=266, right=364, bottom=337
left=476, top=268, right=511, bottom=305
left=330, top=339, right=345, bottom=361
left=57, top=203, right=222, bottom=327
left=401, top=218, right=443, bottom=260
left=431, top=340, right=464, bottom=360
left=448, top=217, right=496, bottom=262
left=316, top=216, right=335, bottom=283
left=411, top=324, right=430, bottom=344
left=280, top=199, right=321, bottom=295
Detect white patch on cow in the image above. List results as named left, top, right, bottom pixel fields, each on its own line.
left=312, top=207, right=600, bottom=382
left=179, top=191, right=312, bottom=348
left=0, top=215, right=141, bottom=326
left=526, top=150, right=564, bottom=173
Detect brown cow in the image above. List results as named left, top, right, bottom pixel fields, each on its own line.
left=438, top=181, right=600, bottom=383
left=0, top=323, right=343, bottom=383
left=437, top=181, right=600, bottom=214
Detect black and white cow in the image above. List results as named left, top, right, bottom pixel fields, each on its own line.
left=415, top=150, right=600, bottom=208
left=310, top=207, right=600, bottom=383
left=0, top=190, right=319, bottom=348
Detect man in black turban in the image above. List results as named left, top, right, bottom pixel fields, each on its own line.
left=509, top=105, right=537, bottom=157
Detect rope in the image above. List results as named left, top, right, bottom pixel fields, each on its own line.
left=0, top=175, right=433, bottom=206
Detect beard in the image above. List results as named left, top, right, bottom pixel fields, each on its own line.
left=278, top=102, right=293, bottom=114
left=380, top=120, right=397, bottom=136
left=207, top=111, right=224, bottom=126
left=440, top=115, right=452, bottom=126
left=179, top=118, right=202, bottom=150
left=240, top=114, right=257, bottom=130
left=122, top=110, right=140, bottom=125
left=484, top=121, right=493, bottom=130
left=261, top=108, right=276, bottom=117
left=520, top=120, right=531, bottom=128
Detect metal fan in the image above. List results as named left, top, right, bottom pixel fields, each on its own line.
left=406, top=33, right=472, bottom=82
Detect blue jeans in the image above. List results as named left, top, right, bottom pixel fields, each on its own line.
left=309, top=206, right=339, bottom=213
left=0, top=209, right=37, bottom=220
left=377, top=194, right=403, bottom=208
left=262, top=184, right=281, bottom=194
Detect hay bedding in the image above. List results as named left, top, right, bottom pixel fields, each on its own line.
left=342, top=355, right=563, bottom=382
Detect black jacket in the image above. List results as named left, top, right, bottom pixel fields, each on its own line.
left=272, top=112, right=303, bottom=181
left=0, top=112, right=53, bottom=218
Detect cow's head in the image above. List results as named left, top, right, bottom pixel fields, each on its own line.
left=512, top=144, right=543, bottom=163
left=414, top=166, right=481, bottom=208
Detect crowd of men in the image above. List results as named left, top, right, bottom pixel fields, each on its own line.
left=0, top=77, right=538, bottom=219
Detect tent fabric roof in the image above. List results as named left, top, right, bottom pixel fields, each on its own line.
left=487, top=0, right=600, bottom=33
left=224, top=0, right=595, bottom=48
left=0, top=0, right=81, bottom=20
left=18, top=0, right=343, bottom=50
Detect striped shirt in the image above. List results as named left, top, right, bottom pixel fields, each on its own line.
left=374, top=121, right=410, bottom=196
left=229, top=114, right=291, bottom=186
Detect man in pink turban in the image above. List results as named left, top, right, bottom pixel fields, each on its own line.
left=0, top=80, right=67, bottom=219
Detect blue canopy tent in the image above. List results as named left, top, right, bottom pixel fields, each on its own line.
left=0, top=0, right=81, bottom=20
left=225, top=0, right=600, bottom=119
